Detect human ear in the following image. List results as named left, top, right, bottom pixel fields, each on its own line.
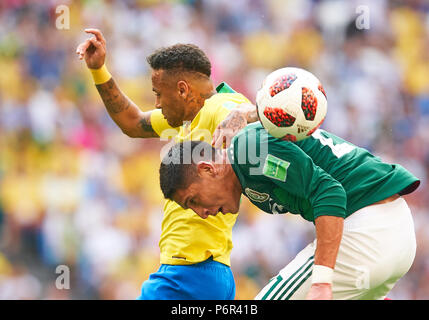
left=196, top=161, right=216, bottom=177
left=177, top=80, right=189, bottom=99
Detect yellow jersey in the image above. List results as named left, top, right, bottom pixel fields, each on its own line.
left=150, top=84, right=250, bottom=266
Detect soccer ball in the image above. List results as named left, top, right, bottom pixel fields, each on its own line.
left=256, top=67, right=327, bottom=142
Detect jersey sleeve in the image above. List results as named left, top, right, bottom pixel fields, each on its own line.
left=211, top=93, right=251, bottom=128
left=150, top=109, right=177, bottom=137
left=262, top=137, right=347, bottom=220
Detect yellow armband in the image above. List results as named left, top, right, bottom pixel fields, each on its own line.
left=89, top=64, right=112, bottom=85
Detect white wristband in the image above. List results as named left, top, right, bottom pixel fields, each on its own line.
left=312, top=265, right=334, bottom=284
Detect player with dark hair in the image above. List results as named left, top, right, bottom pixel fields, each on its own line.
left=146, top=44, right=212, bottom=78
left=76, top=29, right=258, bottom=299
left=159, top=123, right=420, bottom=300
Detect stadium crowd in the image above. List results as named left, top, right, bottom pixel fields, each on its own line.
left=0, top=0, right=429, bottom=299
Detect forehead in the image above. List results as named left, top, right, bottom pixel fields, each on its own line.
left=151, top=69, right=176, bottom=88
left=151, top=69, right=163, bottom=86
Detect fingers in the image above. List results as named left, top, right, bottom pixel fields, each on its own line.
left=213, top=134, right=226, bottom=149
left=89, top=37, right=102, bottom=49
left=212, top=125, right=221, bottom=146
left=217, top=128, right=236, bottom=148
left=76, top=28, right=105, bottom=60
left=75, top=37, right=103, bottom=60
left=214, top=138, right=225, bottom=149
left=213, top=124, right=237, bottom=148
left=85, top=28, right=106, bottom=45
left=225, top=136, right=232, bottom=148
left=76, top=39, right=91, bottom=60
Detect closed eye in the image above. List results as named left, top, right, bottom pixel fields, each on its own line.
left=184, top=197, right=195, bottom=210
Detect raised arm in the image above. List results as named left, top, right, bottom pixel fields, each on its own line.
left=95, top=78, right=157, bottom=138
left=76, top=28, right=158, bottom=138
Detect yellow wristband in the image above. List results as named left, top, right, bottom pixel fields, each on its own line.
left=89, top=64, right=112, bottom=85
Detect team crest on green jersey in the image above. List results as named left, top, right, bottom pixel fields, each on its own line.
left=263, top=154, right=290, bottom=182
left=245, top=188, right=269, bottom=202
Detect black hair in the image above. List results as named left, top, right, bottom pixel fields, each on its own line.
left=147, top=43, right=211, bottom=77
left=159, top=140, right=217, bottom=200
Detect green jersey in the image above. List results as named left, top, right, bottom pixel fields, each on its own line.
left=227, top=123, right=420, bottom=222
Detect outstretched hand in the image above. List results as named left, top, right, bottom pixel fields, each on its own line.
left=76, top=28, right=107, bottom=69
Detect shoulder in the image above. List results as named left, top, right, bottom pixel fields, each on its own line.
left=200, top=93, right=250, bottom=128
left=204, top=93, right=250, bottom=113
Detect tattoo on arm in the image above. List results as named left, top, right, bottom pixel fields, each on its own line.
left=138, top=115, right=158, bottom=137
left=221, top=111, right=247, bottom=129
left=246, top=109, right=259, bottom=123
left=238, top=103, right=258, bottom=123
left=223, top=103, right=258, bottom=126
left=96, top=78, right=131, bottom=114
left=95, top=78, right=158, bottom=138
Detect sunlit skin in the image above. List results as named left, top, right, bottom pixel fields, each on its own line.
left=172, top=150, right=243, bottom=219
left=151, top=69, right=216, bottom=128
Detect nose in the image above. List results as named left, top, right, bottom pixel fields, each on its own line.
left=204, top=208, right=216, bottom=216
left=155, top=97, right=161, bottom=109
left=190, top=206, right=212, bottom=219
left=200, top=208, right=212, bottom=219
